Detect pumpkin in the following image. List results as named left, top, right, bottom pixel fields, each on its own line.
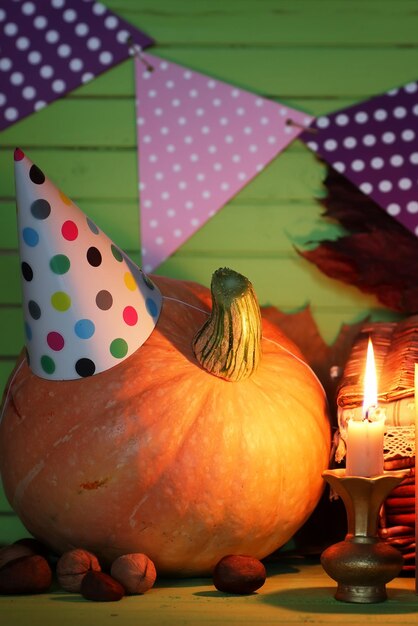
left=0, top=268, right=330, bottom=576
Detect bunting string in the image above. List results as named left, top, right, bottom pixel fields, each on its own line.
left=1, top=1, right=417, bottom=270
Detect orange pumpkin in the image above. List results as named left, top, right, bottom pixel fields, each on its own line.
left=0, top=269, right=330, bottom=576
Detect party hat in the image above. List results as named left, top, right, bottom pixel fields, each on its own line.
left=14, top=148, right=162, bottom=380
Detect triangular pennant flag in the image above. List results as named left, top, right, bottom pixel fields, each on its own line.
left=14, top=148, right=162, bottom=381
left=300, top=80, right=418, bottom=236
left=0, top=0, right=154, bottom=131
left=135, top=53, right=312, bottom=272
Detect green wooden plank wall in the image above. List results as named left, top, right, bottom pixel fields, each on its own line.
left=0, top=0, right=416, bottom=534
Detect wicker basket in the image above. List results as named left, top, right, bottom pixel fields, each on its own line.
left=379, top=457, right=415, bottom=572
left=336, top=316, right=417, bottom=573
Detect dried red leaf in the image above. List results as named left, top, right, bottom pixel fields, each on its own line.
left=299, top=165, right=418, bottom=314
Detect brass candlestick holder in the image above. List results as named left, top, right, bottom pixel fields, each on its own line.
left=321, top=468, right=407, bottom=604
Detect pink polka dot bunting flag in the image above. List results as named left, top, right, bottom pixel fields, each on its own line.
left=300, top=81, right=418, bottom=236
left=14, top=148, right=162, bottom=380
left=0, top=0, right=154, bottom=131
left=135, top=54, right=313, bottom=272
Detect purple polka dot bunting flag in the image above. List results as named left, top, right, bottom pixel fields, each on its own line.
left=300, top=81, right=418, bottom=235
left=135, top=54, right=313, bottom=272
left=14, top=148, right=162, bottom=380
left=0, top=0, right=154, bottom=131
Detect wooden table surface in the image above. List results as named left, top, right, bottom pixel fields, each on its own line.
left=1, top=558, right=418, bottom=626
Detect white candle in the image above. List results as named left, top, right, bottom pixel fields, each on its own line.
left=346, top=416, right=385, bottom=477
left=345, top=338, right=385, bottom=477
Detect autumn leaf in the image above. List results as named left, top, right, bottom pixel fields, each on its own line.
left=299, top=165, right=418, bottom=314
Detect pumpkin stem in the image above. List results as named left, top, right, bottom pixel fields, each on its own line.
left=192, top=268, right=262, bottom=382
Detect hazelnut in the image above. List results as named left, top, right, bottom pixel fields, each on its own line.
left=111, top=553, right=156, bottom=594
left=0, top=554, right=52, bottom=594
left=81, top=571, right=125, bottom=602
left=57, top=548, right=101, bottom=592
left=213, top=555, right=266, bottom=594
left=14, top=537, right=50, bottom=558
left=0, top=543, right=36, bottom=569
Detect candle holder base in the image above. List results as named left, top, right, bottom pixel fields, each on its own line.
left=335, top=583, right=386, bottom=604
left=321, top=469, right=408, bottom=604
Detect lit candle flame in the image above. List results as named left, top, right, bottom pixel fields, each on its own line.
left=363, top=337, right=378, bottom=419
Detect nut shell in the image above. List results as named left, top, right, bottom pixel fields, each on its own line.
left=213, top=555, right=266, bottom=594
left=14, top=537, right=50, bottom=558
left=81, top=570, right=125, bottom=602
left=57, top=548, right=101, bottom=592
left=0, top=544, right=36, bottom=570
left=0, top=554, right=52, bottom=594
left=111, top=553, right=157, bottom=594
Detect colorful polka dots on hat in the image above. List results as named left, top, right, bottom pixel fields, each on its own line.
left=300, top=81, right=418, bottom=236
left=14, top=148, right=162, bottom=380
left=0, top=1, right=154, bottom=131
left=135, top=53, right=313, bottom=272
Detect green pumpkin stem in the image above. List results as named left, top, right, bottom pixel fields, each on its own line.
left=192, top=268, right=262, bottom=382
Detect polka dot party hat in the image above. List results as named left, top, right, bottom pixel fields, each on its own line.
left=14, top=148, right=162, bottom=380
left=300, top=80, right=418, bottom=236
